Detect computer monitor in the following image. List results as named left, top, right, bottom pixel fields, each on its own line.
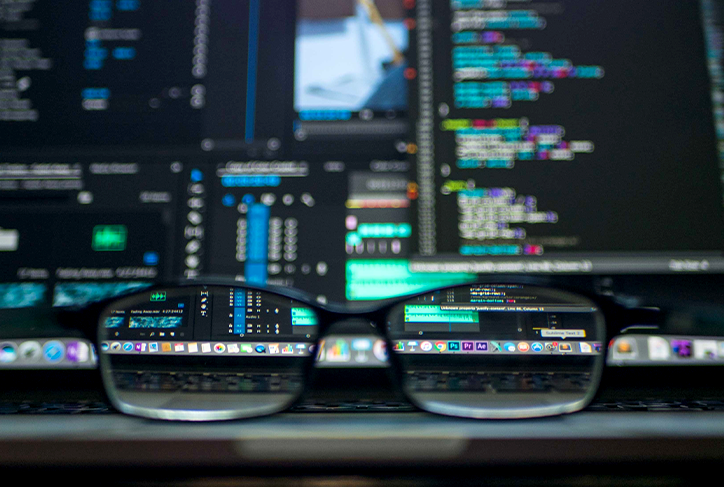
left=1, top=0, right=724, bottom=368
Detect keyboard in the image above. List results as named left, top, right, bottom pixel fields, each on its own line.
left=3, top=398, right=724, bottom=415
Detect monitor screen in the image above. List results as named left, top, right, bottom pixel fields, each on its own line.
left=1, top=1, right=724, bottom=332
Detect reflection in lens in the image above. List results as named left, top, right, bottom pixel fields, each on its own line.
left=387, top=284, right=606, bottom=419
left=98, top=286, right=318, bottom=421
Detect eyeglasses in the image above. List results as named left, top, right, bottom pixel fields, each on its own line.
left=89, top=278, right=628, bottom=421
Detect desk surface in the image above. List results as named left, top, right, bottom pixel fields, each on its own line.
left=1, top=412, right=724, bottom=468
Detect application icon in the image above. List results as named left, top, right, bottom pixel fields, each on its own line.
left=517, top=342, right=530, bottom=352
left=134, top=342, right=143, bottom=352
left=558, top=343, right=573, bottom=353
left=161, top=342, right=172, bottom=352
left=66, top=341, right=90, bottom=362
left=241, top=344, right=254, bottom=353
left=694, top=340, right=717, bottom=360
left=327, top=340, right=350, bottom=362
left=19, top=341, right=41, bottom=362
left=503, top=342, right=516, bottom=352
left=435, top=342, right=447, bottom=352
left=281, top=344, right=293, bottom=354
left=719, top=341, right=724, bottom=359
left=149, top=343, right=159, bottom=352
left=407, top=341, right=419, bottom=352
left=188, top=343, right=199, bottom=353
left=462, top=342, right=474, bottom=351
left=475, top=341, right=488, bottom=351
left=227, top=343, right=240, bottom=353
left=579, top=342, right=592, bottom=354
left=393, top=341, right=405, bottom=351
left=255, top=344, right=266, bottom=353
left=593, top=342, right=603, bottom=353
left=123, top=342, right=134, bottom=352
left=448, top=341, right=461, bottom=351
left=612, top=337, right=637, bottom=360
left=546, top=342, right=559, bottom=352
left=174, top=343, right=185, bottom=352
left=647, top=337, right=670, bottom=361
left=671, top=339, right=692, bottom=358
left=530, top=342, right=544, bottom=353
left=201, top=342, right=212, bottom=353
left=269, top=344, right=280, bottom=354
left=373, top=340, right=388, bottom=361
left=214, top=343, right=225, bottom=353
left=0, top=342, right=18, bottom=363
left=490, top=341, right=502, bottom=352
left=111, top=342, right=122, bottom=351
left=100, top=342, right=110, bottom=352
left=420, top=341, right=433, bottom=352
left=43, top=341, right=65, bottom=363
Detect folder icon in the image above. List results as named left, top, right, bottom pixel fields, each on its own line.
left=0, top=228, right=18, bottom=251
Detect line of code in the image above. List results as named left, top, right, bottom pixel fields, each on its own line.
left=454, top=187, right=558, bottom=256
left=441, top=117, right=594, bottom=169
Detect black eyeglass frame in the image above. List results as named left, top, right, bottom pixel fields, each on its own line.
left=57, top=275, right=644, bottom=421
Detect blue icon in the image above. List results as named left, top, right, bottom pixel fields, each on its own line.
left=448, top=341, right=461, bottom=351
left=255, top=344, right=266, bottom=353
left=43, top=341, right=65, bottom=363
left=190, top=169, right=203, bottom=182
left=122, top=342, right=134, bottom=351
left=143, top=251, right=159, bottom=266
left=178, top=303, right=184, bottom=308
left=242, top=194, right=255, bottom=205
left=222, top=194, right=236, bottom=207
left=101, top=342, right=109, bottom=351
left=503, top=342, right=516, bottom=352
left=531, top=342, right=544, bottom=352
left=0, top=342, right=17, bottom=363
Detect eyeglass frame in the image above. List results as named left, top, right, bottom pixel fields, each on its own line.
left=55, top=275, right=646, bottom=421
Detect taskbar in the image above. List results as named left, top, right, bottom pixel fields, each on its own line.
left=101, top=340, right=313, bottom=357
left=393, top=339, right=602, bottom=356
left=0, top=338, right=96, bottom=368
left=101, top=338, right=601, bottom=358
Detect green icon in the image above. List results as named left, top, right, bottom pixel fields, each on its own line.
left=92, top=225, right=127, bottom=251
left=150, top=292, right=167, bottom=302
